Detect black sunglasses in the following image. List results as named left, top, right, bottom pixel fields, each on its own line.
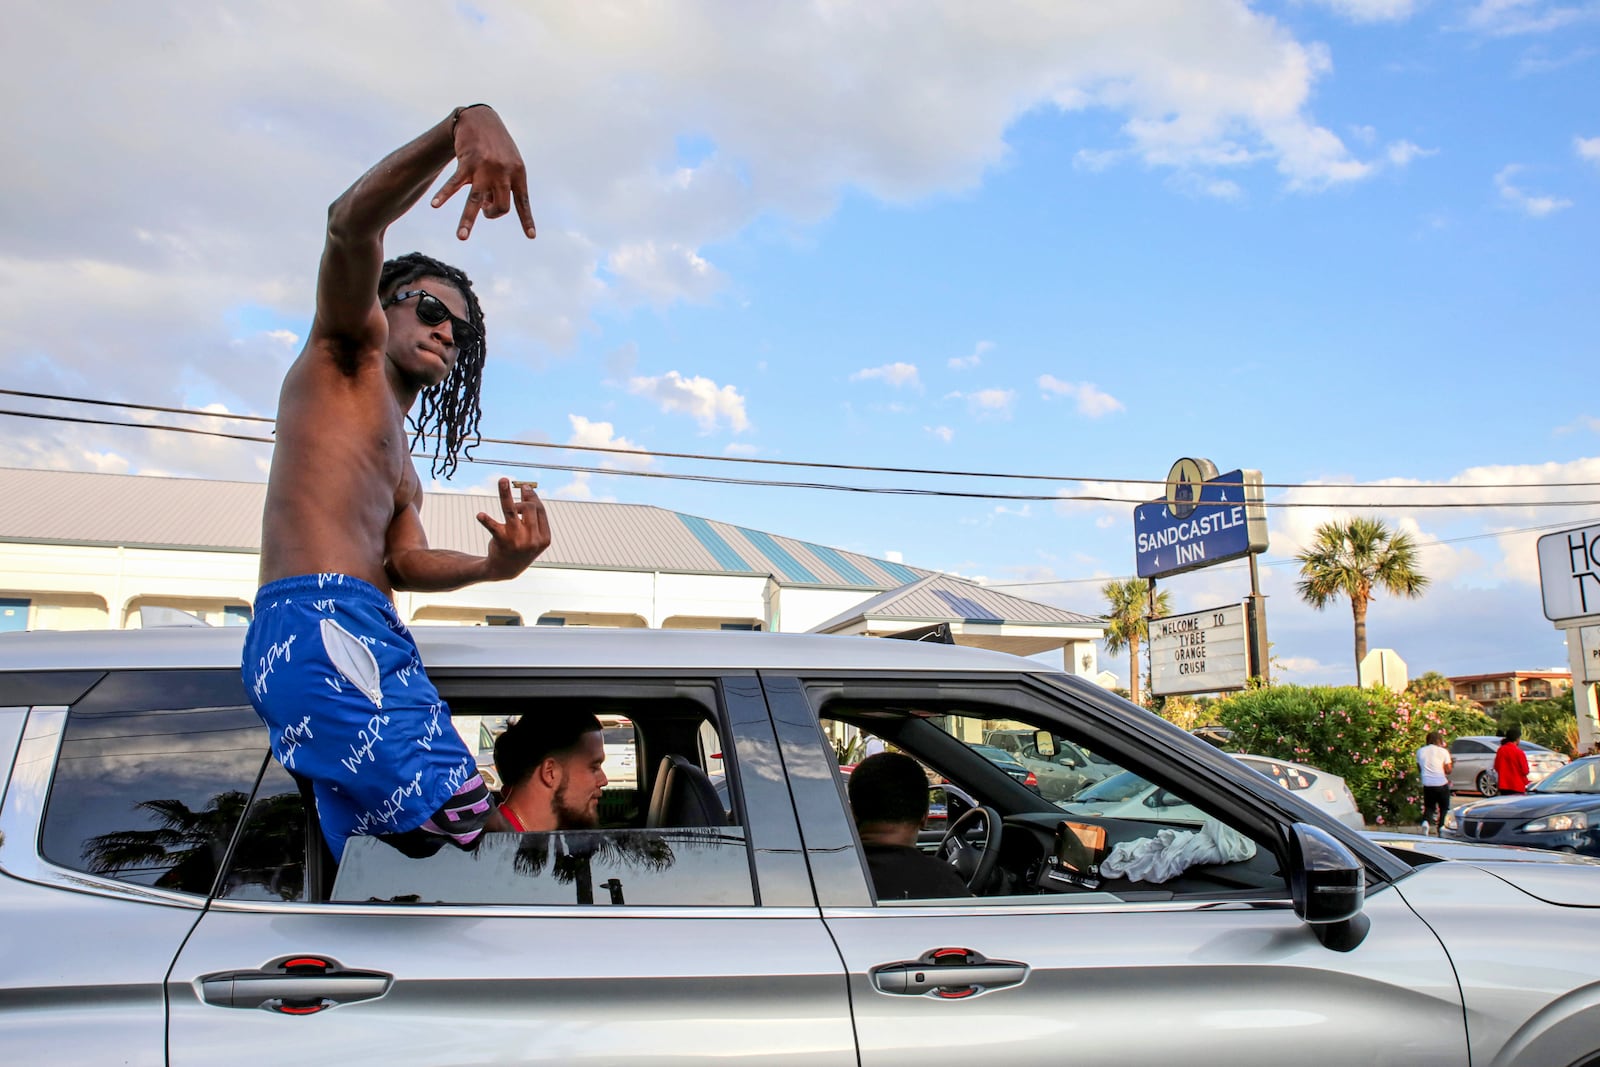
left=384, top=289, right=479, bottom=352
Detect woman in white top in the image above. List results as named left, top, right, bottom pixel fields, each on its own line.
left=1416, top=731, right=1454, bottom=835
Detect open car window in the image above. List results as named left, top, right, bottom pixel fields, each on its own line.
left=822, top=698, right=1287, bottom=908
left=216, top=683, right=759, bottom=908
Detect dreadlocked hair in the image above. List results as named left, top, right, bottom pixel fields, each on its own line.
left=379, top=251, right=486, bottom=480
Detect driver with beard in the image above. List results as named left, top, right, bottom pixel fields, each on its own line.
left=493, top=709, right=609, bottom=831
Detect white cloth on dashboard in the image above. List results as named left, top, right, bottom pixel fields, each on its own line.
left=1098, top=818, right=1257, bottom=883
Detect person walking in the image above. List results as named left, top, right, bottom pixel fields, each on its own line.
left=1416, top=730, right=1453, bottom=835
left=1493, top=724, right=1531, bottom=796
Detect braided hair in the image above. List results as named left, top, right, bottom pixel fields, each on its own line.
left=379, top=251, right=486, bottom=480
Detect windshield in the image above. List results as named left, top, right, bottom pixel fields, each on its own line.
left=1532, top=760, right=1600, bottom=794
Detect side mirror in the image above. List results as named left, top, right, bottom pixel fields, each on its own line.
left=1032, top=730, right=1058, bottom=759
left=1288, top=823, right=1369, bottom=951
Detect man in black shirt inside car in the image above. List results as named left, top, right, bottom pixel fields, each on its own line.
left=849, top=752, right=973, bottom=901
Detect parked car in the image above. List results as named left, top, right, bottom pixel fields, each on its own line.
left=6, top=625, right=1600, bottom=1065
left=968, top=742, right=1041, bottom=793
left=982, top=728, right=1116, bottom=800
left=1441, top=756, right=1600, bottom=856
left=1232, top=755, right=1364, bottom=829
left=598, top=715, right=638, bottom=786
left=1055, top=755, right=1364, bottom=830
left=1448, top=735, right=1569, bottom=795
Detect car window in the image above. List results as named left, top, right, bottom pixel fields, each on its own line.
left=1451, top=740, right=1490, bottom=755
left=216, top=756, right=310, bottom=902
left=235, top=686, right=760, bottom=908
left=820, top=700, right=1285, bottom=907
left=40, top=670, right=267, bottom=897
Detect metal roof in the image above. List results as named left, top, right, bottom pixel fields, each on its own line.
left=809, top=572, right=1102, bottom=632
left=0, top=466, right=927, bottom=590
left=0, top=623, right=1054, bottom=675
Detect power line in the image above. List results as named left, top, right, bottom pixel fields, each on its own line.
left=984, top=515, right=1599, bottom=589
left=5, top=398, right=1600, bottom=509
left=6, top=386, right=1600, bottom=493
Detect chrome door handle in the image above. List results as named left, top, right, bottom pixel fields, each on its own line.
left=871, top=947, right=1028, bottom=999
left=200, top=955, right=392, bottom=1014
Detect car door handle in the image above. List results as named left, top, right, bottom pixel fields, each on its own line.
left=199, top=955, right=392, bottom=1015
left=871, top=948, right=1029, bottom=999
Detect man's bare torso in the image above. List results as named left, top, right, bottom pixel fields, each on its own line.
left=258, top=340, right=417, bottom=596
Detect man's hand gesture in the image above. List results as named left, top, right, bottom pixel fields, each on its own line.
left=431, top=106, right=538, bottom=241
left=478, top=478, right=551, bottom=580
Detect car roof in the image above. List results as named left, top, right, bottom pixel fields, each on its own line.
left=0, top=624, right=1056, bottom=675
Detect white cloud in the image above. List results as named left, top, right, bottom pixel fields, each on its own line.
left=946, top=388, right=1016, bottom=419
left=723, top=442, right=759, bottom=457
left=1554, top=416, right=1600, bottom=435
left=949, top=341, right=992, bottom=370
left=1464, top=0, right=1599, bottom=35
left=926, top=425, right=955, bottom=443
left=1303, top=0, right=1420, bottom=22
left=606, top=241, right=725, bottom=307
left=565, top=414, right=654, bottom=470
left=0, top=2, right=1418, bottom=478
left=1037, top=375, right=1126, bottom=417
left=851, top=362, right=922, bottom=388
left=627, top=370, right=750, bottom=432
left=1577, top=135, right=1600, bottom=166
left=1386, top=140, right=1437, bottom=167
left=1495, top=164, right=1573, bottom=217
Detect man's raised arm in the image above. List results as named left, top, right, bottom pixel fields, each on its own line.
left=313, top=105, right=537, bottom=358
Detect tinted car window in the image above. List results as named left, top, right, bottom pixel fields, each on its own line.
left=41, top=670, right=267, bottom=897
left=1452, top=740, right=1491, bottom=754
left=215, top=756, right=308, bottom=902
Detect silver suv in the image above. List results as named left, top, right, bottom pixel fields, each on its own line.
left=4, top=626, right=1600, bottom=1065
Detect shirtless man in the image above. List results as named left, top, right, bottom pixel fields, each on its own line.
left=242, top=104, right=549, bottom=861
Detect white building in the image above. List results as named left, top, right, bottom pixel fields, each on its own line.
left=0, top=467, right=1105, bottom=677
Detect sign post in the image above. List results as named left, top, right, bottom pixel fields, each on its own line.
left=1536, top=523, right=1600, bottom=751
left=1134, top=459, right=1271, bottom=688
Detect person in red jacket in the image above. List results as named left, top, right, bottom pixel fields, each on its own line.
left=1493, top=724, right=1531, bottom=795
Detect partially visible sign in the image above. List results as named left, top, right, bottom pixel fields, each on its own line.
left=1135, top=467, right=1268, bottom=580
left=1538, top=523, right=1600, bottom=622
left=1150, top=603, right=1248, bottom=696
left=1580, top=626, right=1600, bottom=684
left=1359, top=648, right=1408, bottom=692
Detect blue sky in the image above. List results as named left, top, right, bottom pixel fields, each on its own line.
left=2, top=1, right=1596, bottom=686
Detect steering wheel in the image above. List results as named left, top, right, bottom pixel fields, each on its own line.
left=938, top=805, right=1003, bottom=892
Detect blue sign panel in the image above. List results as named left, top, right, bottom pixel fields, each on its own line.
left=1135, top=469, right=1267, bottom=580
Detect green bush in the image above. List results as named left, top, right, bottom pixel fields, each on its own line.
left=1493, top=692, right=1579, bottom=756
left=1213, top=686, right=1475, bottom=826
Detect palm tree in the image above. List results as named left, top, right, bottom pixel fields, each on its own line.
left=1295, top=516, right=1429, bottom=683
left=1101, top=578, right=1170, bottom=707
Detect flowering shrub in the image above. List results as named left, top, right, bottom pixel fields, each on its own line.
left=1213, top=686, right=1493, bottom=826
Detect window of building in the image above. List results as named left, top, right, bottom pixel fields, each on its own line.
left=0, top=597, right=28, bottom=633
